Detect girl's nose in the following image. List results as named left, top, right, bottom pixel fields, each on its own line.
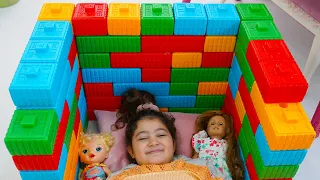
left=148, top=138, right=160, bottom=146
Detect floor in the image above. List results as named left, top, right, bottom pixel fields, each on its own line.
left=0, top=0, right=319, bottom=179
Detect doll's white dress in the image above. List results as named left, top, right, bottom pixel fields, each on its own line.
left=192, top=130, right=232, bottom=180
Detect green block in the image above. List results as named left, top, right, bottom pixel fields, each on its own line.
left=170, top=83, right=198, bottom=95
left=64, top=94, right=77, bottom=150
left=171, top=68, right=229, bottom=83
left=4, top=109, right=58, bottom=156
left=237, top=20, right=282, bottom=50
left=238, top=126, right=249, bottom=161
left=78, top=53, right=110, bottom=68
left=242, top=116, right=299, bottom=179
left=235, top=41, right=255, bottom=92
left=196, top=95, right=225, bottom=108
left=141, top=3, right=174, bottom=35
left=169, top=108, right=219, bottom=114
left=235, top=4, right=273, bottom=21
left=76, top=36, right=141, bottom=53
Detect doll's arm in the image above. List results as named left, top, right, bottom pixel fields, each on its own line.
left=103, top=166, right=112, bottom=177
left=192, top=130, right=208, bottom=153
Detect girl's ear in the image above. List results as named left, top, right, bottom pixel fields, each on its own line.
left=127, top=146, right=134, bottom=159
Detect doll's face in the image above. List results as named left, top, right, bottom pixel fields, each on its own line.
left=80, top=138, right=109, bottom=165
left=206, top=116, right=226, bottom=140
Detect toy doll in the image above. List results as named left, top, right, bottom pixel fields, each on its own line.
left=192, top=111, right=244, bottom=180
left=79, top=132, right=115, bottom=180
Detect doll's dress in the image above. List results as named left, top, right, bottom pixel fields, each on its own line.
left=83, top=164, right=107, bottom=180
left=192, top=130, right=232, bottom=180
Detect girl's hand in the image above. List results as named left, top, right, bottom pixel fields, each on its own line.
left=103, top=166, right=112, bottom=176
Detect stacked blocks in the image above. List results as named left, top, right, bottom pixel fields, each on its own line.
left=3, top=2, right=316, bottom=180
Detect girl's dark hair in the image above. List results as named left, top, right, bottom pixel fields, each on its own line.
left=125, top=109, right=176, bottom=163
left=112, top=88, right=156, bottom=131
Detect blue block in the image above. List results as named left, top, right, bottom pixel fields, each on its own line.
left=78, top=85, right=87, bottom=124
left=156, top=96, right=196, bottom=108
left=231, top=56, right=242, bottom=86
left=205, top=4, right=240, bottom=35
left=82, top=68, right=141, bottom=83
left=20, top=144, right=67, bottom=180
left=113, top=83, right=170, bottom=96
left=228, top=70, right=237, bottom=99
left=255, top=125, right=307, bottom=166
left=238, top=144, right=250, bottom=180
left=66, top=58, right=79, bottom=109
left=173, top=3, right=207, bottom=35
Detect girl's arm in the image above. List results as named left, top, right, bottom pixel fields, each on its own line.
left=191, top=130, right=208, bottom=153
left=103, top=166, right=112, bottom=177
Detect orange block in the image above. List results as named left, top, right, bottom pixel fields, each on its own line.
left=159, top=108, right=168, bottom=112
left=172, top=53, right=202, bottom=68
left=64, top=132, right=76, bottom=180
left=204, top=36, right=236, bottom=52
left=108, top=3, right=140, bottom=35
left=235, top=92, right=246, bottom=123
left=251, top=82, right=315, bottom=150
left=38, top=3, right=75, bottom=21
left=198, top=82, right=228, bottom=95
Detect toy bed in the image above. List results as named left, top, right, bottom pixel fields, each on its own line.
left=4, top=2, right=316, bottom=180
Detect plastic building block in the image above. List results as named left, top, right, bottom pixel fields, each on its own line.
left=66, top=58, right=79, bottom=110
left=142, top=69, right=171, bottom=82
left=247, top=41, right=308, bottom=103
left=250, top=82, right=315, bottom=150
left=74, top=108, right=80, bottom=139
left=172, top=52, right=202, bottom=68
left=223, top=86, right=241, bottom=136
left=159, top=108, right=168, bottom=112
left=235, top=4, right=273, bottom=21
left=84, top=83, right=113, bottom=97
left=170, top=83, right=198, bottom=95
left=204, top=36, right=236, bottom=52
left=201, top=52, right=233, bottom=68
left=64, top=132, right=76, bottom=180
left=113, top=83, right=170, bottom=96
left=72, top=3, right=108, bottom=36
left=155, top=96, right=196, bottom=108
left=169, top=108, right=218, bottom=114
left=173, top=3, right=207, bottom=35
left=205, top=4, right=240, bottom=36
left=235, top=92, right=246, bottom=122
left=196, top=95, right=225, bottom=108
left=171, top=68, right=229, bottom=83
left=246, top=154, right=259, bottom=180
left=87, top=96, right=121, bottom=110
left=255, top=125, right=307, bottom=166
left=79, top=53, right=110, bottom=68
left=75, top=71, right=83, bottom=101
left=81, top=68, right=141, bottom=83
left=197, top=82, right=228, bottom=95
left=68, top=38, right=77, bottom=69
left=5, top=109, right=58, bottom=156
left=141, top=3, right=174, bottom=35
left=239, top=127, right=250, bottom=160
left=228, top=70, right=238, bottom=99
left=311, top=101, right=320, bottom=138
left=239, top=77, right=260, bottom=134
left=38, top=3, right=75, bottom=21
left=78, top=87, right=87, bottom=124
left=238, top=145, right=251, bottom=180
left=237, top=21, right=282, bottom=51
left=76, top=36, right=141, bottom=53
left=108, top=3, right=140, bottom=35
left=231, top=56, right=242, bottom=86
left=141, top=36, right=205, bottom=53
left=111, top=53, right=172, bottom=68
left=65, top=94, right=77, bottom=150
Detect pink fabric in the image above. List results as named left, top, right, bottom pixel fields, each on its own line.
left=95, top=110, right=200, bottom=172
left=291, top=0, right=320, bottom=22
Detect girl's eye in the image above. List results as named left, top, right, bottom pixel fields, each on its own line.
left=158, top=134, right=166, bottom=137
left=138, top=137, right=147, bottom=141
left=96, top=147, right=102, bottom=152
left=82, top=149, right=88, bottom=154
left=219, top=123, right=223, bottom=125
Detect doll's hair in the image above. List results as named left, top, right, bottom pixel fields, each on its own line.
left=79, top=132, right=115, bottom=152
left=195, top=110, right=244, bottom=180
left=112, top=88, right=156, bottom=131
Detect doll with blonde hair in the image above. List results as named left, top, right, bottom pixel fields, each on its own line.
left=192, top=110, right=244, bottom=180
left=79, top=132, right=115, bottom=180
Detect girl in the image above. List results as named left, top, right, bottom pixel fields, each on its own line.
left=108, top=109, right=221, bottom=180
left=192, top=111, right=244, bottom=180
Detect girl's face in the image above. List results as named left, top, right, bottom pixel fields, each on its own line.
left=80, top=138, right=109, bottom=165
left=207, top=115, right=227, bottom=140
left=128, top=118, right=175, bottom=165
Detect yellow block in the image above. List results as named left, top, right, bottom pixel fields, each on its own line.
left=198, top=82, right=228, bottom=95
left=159, top=108, right=168, bottom=112
left=204, top=36, right=236, bottom=52
left=172, top=53, right=202, bottom=68
left=251, top=82, right=315, bottom=150
left=235, top=92, right=246, bottom=123
left=64, top=132, right=76, bottom=180
left=38, top=3, right=75, bottom=21
left=108, top=3, right=140, bottom=35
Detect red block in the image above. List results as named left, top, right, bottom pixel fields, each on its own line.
left=246, top=154, right=259, bottom=180
left=142, top=36, right=205, bottom=53
left=247, top=40, right=308, bottom=103
left=239, top=77, right=259, bottom=134
left=72, top=3, right=108, bottom=36
left=111, top=53, right=172, bottom=68
left=74, top=108, right=80, bottom=139
left=142, top=69, right=171, bottom=82
left=68, top=38, right=77, bottom=70
left=87, top=96, right=121, bottom=110
left=202, top=52, right=233, bottom=68
left=75, top=71, right=83, bottom=101
left=84, top=83, right=113, bottom=97
left=12, top=102, right=69, bottom=170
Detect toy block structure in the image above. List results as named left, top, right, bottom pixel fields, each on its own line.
left=3, top=2, right=316, bottom=180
